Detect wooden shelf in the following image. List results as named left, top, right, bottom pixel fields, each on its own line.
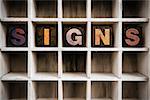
left=122, top=18, right=148, bottom=22
left=31, top=18, right=124, bottom=22
left=61, top=18, right=87, bottom=22
left=62, top=73, right=87, bottom=81
left=91, top=73, right=118, bottom=81
left=1, top=18, right=29, bottom=22
left=123, top=99, right=138, bottom=100
left=122, top=73, right=148, bottom=81
left=31, top=47, right=59, bottom=51
left=5, top=98, right=27, bottom=100
left=1, top=47, right=29, bottom=51
left=1, top=73, right=28, bottom=81
left=62, top=47, right=88, bottom=51
left=63, top=98, right=85, bottom=100
left=92, top=99, right=112, bottom=100
left=37, top=98, right=58, bottom=100
left=90, top=18, right=119, bottom=22
left=31, top=18, right=59, bottom=22
left=0, top=0, right=149, bottom=100
left=31, top=73, right=58, bottom=81
left=90, top=48, right=119, bottom=52
left=122, top=47, right=148, bottom=52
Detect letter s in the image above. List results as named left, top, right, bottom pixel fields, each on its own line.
left=125, top=28, right=140, bottom=46
left=11, top=28, right=26, bottom=46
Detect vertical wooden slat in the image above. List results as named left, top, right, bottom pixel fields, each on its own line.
left=87, top=51, right=91, bottom=77
left=86, top=80, right=91, bottom=100
left=87, top=21, right=91, bottom=77
left=58, top=80, right=63, bottom=100
left=87, top=0, right=91, bottom=18
left=58, top=0, right=62, bottom=18
left=117, top=81, right=122, bottom=100
left=58, top=51, right=62, bottom=78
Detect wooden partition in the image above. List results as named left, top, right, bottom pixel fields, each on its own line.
left=0, top=0, right=150, bottom=100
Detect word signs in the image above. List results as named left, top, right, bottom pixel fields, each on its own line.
left=7, top=24, right=143, bottom=47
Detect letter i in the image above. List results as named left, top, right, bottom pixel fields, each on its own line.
left=44, top=28, right=50, bottom=45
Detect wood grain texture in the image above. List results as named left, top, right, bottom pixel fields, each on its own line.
left=8, top=52, right=27, bottom=72
left=37, top=52, right=58, bottom=72
left=63, top=0, right=86, bottom=18
left=63, top=52, right=86, bottom=73
left=63, top=82, right=86, bottom=99
left=35, top=0, right=57, bottom=18
left=91, top=82, right=112, bottom=98
left=91, top=0, right=112, bottom=18
left=5, top=0, right=27, bottom=17
left=91, top=52, right=112, bottom=73
left=36, top=82, right=58, bottom=99
left=3, top=82, right=27, bottom=99
left=123, top=82, right=138, bottom=98
left=123, top=0, right=146, bottom=18
left=123, top=52, right=138, bottom=73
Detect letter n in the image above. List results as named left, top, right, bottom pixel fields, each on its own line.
left=94, top=28, right=111, bottom=46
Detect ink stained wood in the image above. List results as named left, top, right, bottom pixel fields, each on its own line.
left=92, top=24, right=113, bottom=47
left=123, top=23, right=144, bottom=47
left=6, top=23, right=27, bottom=47
left=63, top=24, right=86, bottom=47
left=63, top=52, right=86, bottom=72
left=35, top=24, right=57, bottom=47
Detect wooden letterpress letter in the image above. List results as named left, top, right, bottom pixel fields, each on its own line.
left=11, top=28, right=25, bottom=46
left=44, top=28, right=50, bottom=45
left=36, top=25, right=57, bottom=47
left=125, top=28, right=140, bottom=46
left=95, top=28, right=110, bottom=45
left=63, top=24, right=86, bottom=47
left=7, top=24, right=27, bottom=47
left=123, top=24, right=144, bottom=47
left=92, top=25, right=113, bottom=47
left=66, top=28, right=82, bottom=46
